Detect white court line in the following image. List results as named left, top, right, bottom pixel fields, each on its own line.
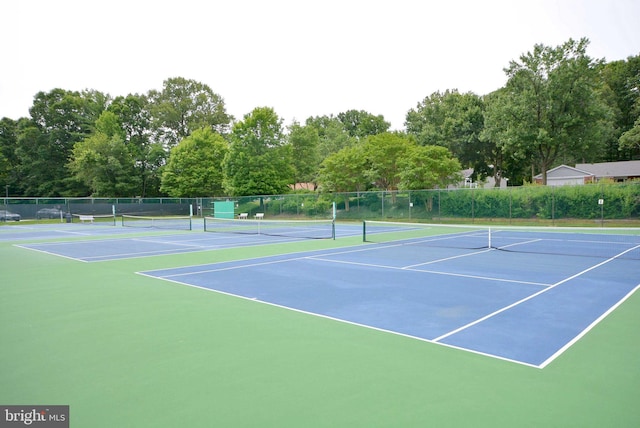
left=431, top=243, right=640, bottom=345
left=14, top=244, right=89, bottom=262
left=402, top=248, right=494, bottom=268
left=138, top=240, right=640, bottom=369
left=538, top=283, right=640, bottom=369
left=308, top=256, right=551, bottom=287
left=136, top=269, right=543, bottom=370
left=151, top=239, right=551, bottom=287
left=145, top=244, right=396, bottom=277
left=157, top=255, right=311, bottom=278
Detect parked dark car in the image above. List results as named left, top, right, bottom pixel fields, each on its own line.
left=0, top=210, right=21, bottom=221
left=36, top=208, right=63, bottom=219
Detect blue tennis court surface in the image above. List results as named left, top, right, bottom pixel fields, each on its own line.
left=14, top=223, right=363, bottom=261
left=16, top=233, right=321, bottom=261
left=11, top=222, right=640, bottom=367
left=0, top=223, right=134, bottom=241
left=139, top=241, right=639, bottom=368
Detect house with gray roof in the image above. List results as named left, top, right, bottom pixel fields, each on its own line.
left=534, top=160, right=640, bottom=186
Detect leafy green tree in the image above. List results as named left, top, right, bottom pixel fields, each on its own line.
left=337, top=109, right=390, bottom=139
left=0, top=118, right=18, bottom=192
left=362, top=132, right=414, bottom=193
left=108, top=94, right=164, bottom=196
left=148, top=77, right=233, bottom=148
left=288, top=122, right=320, bottom=189
left=160, top=128, right=228, bottom=197
left=68, top=111, right=140, bottom=196
left=600, top=54, right=640, bottom=159
left=224, top=107, right=293, bottom=196
left=305, top=115, right=355, bottom=159
left=398, top=145, right=462, bottom=190
left=319, top=133, right=462, bottom=208
left=406, top=90, right=487, bottom=180
left=619, top=117, right=640, bottom=153
left=318, top=144, right=368, bottom=210
left=397, top=145, right=462, bottom=212
left=489, top=38, right=614, bottom=184
left=480, top=88, right=531, bottom=186
left=319, top=144, right=368, bottom=192
left=405, top=91, right=452, bottom=146
left=14, top=89, right=108, bottom=196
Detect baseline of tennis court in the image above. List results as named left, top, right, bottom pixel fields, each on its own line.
left=139, top=241, right=639, bottom=368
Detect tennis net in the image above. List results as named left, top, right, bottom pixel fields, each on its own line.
left=363, top=220, right=640, bottom=260
left=204, top=216, right=335, bottom=239
left=71, top=213, right=116, bottom=225
left=121, top=214, right=192, bottom=231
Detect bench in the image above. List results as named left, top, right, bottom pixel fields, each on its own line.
left=254, top=213, right=264, bottom=220
left=238, top=213, right=248, bottom=219
left=79, top=215, right=94, bottom=223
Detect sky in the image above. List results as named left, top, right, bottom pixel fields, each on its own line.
left=1, top=0, right=639, bottom=130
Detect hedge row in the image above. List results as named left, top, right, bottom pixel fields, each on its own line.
left=215, top=183, right=638, bottom=222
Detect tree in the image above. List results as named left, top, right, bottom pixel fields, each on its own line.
left=305, top=115, right=355, bottom=160
left=148, top=77, right=233, bottom=148
left=0, top=118, right=18, bottom=192
left=398, top=145, right=462, bottom=190
left=405, top=90, right=487, bottom=180
left=480, top=88, right=530, bottom=186
left=319, top=144, right=368, bottom=192
left=601, top=55, right=640, bottom=159
left=619, top=117, right=640, bottom=153
left=337, top=109, right=390, bottom=139
left=288, top=122, right=320, bottom=189
left=224, top=107, right=293, bottom=196
left=405, top=91, right=452, bottom=146
left=68, top=111, right=140, bottom=196
left=108, top=94, right=164, bottom=196
left=318, top=144, right=368, bottom=210
left=160, top=128, right=228, bottom=197
left=362, top=132, right=414, bottom=193
left=16, top=89, right=107, bottom=196
left=490, top=38, right=614, bottom=184
left=398, top=145, right=462, bottom=213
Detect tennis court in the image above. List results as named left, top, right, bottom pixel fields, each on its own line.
left=0, top=222, right=136, bottom=241
left=15, top=219, right=361, bottom=262
left=2, top=219, right=640, bottom=427
left=138, top=223, right=640, bottom=368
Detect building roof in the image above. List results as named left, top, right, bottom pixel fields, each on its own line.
left=534, top=164, right=594, bottom=179
left=535, top=161, right=640, bottom=180
left=576, top=160, right=640, bottom=178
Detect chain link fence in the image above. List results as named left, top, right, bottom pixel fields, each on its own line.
left=3, top=182, right=639, bottom=224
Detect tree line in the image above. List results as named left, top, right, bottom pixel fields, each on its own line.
left=0, top=38, right=638, bottom=198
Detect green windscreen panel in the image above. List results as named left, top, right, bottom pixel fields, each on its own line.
left=213, top=201, right=236, bottom=219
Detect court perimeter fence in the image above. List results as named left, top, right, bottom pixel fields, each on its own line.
left=2, top=182, right=639, bottom=224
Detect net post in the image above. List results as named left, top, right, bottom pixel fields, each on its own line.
left=363, top=220, right=366, bottom=242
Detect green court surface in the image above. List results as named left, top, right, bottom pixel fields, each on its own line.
left=1, top=226, right=639, bottom=427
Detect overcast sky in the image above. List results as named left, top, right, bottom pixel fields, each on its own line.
left=1, top=0, right=639, bottom=130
